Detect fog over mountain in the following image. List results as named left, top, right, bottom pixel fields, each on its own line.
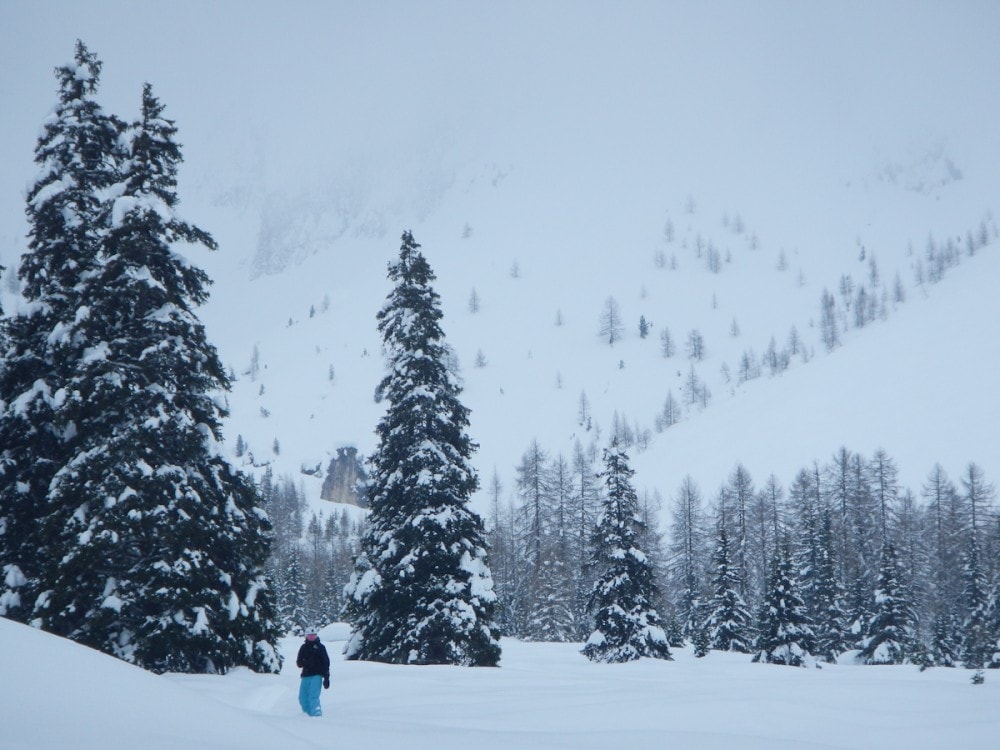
left=2, top=0, right=998, bottom=512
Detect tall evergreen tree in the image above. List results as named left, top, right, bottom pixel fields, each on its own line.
left=748, top=475, right=782, bottom=608
left=486, top=472, right=519, bottom=636
left=0, top=41, right=122, bottom=623
left=524, top=453, right=577, bottom=642
left=279, top=548, right=308, bottom=636
left=570, top=439, right=601, bottom=638
left=514, top=439, right=570, bottom=638
left=636, top=488, right=671, bottom=617
left=859, top=543, right=917, bottom=664
left=961, top=534, right=991, bottom=670
left=960, top=464, right=995, bottom=670
left=809, top=509, right=850, bottom=662
left=704, top=520, right=753, bottom=652
left=32, top=83, right=279, bottom=673
left=827, top=448, right=878, bottom=640
left=753, top=544, right=815, bottom=666
left=893, top=488, right=928, bottom=641
left=869, top=449, right=899, bottom=542
left=527, top=548, right=576, bottom=642
left=724, top=464, right=754, bottom=600
left=343, top=231, right=500, bottom=666
left=789, top=466, right=822, bottom=610
left=930, top=611, right=961, bottom=668
left=920, top=464, right=964, bottom=662
left=669, top=475, right=707, bottom=638
left=582, top=442, right=671, bottom=663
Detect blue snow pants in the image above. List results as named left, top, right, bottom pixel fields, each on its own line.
left=299, top=675, right=323, bottom=716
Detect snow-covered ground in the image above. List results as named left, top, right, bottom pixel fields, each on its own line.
left=3, top=615, right=997, bottom=750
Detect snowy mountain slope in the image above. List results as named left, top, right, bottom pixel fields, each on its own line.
left=4, top=614, right=1000, bottom=750
left=1, top=1, right=999, bottom=517
left=632, top=243, right=1000, bottom=497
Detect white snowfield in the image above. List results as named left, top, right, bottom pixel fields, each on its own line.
left=2, top=616, right=997, bottom=750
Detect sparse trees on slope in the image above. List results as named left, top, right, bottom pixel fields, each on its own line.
left=659, top=326, right=675, bottom=358
left=583, top=443, right=671, bottom=663
left=820, top=288, right=839, bottom=351
left=343, top=232, right=500, bottom=666
left=655, top=390, right=681, bottom=431
left=599, top=296, right=624, bottom=345
left=686, top=329, right=706, bottom=361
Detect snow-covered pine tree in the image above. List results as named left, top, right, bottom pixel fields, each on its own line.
left=669, top=475, right=707, bottom=640
left=279, top=549, right=308, bottom=635
left=753, top=544, right=815, bottom=666
left=527, top=548, right=576, bottom=642
left=515, top=439, right=554, bottom=634
left=922, top=465, right=964, bottom=667
left=960, top=534, right=991, bottom=670
left=319, top=548, right=348, bottom=627
left=930, top=611, right=961, bottom=668
left=582, top=442, right=671, bottom=663
left=842, top=572, right=873, bottom=650
left=724, top=464, right=754, bottom=603
left=960, top=464, right=994, bottom=670
left=33, top=82, right=280, bottom=673
left=859, top=543, right=917, bottom=664
left=704, top=520, right=754, bottom=652
left=637, top=489, right=671, bottom=615
left=0, top=41, right=122, bottom=624
left=809, top=509, right=851, bottom=662
left=343, top=231, right=500, bottom=666
left=485, top=473, right=520, bottom=636
left=840, top=451, right=881, bottom=642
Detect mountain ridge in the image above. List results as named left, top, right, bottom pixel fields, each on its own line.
left=1, top=2, right=998, bottom=517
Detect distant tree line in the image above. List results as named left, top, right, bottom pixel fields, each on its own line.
left=257, top=469, right=362, bottom=635
left=486, top=437, right=667, bottom=643
left=487, top=442, right=1000, bottom=669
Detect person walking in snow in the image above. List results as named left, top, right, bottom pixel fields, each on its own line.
left=296, top=629, right=330, bottom=717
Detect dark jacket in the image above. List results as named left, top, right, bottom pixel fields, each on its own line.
left=296, top=638, right=330, bottom=679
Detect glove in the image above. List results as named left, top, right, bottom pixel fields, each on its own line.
left=323, top=676, right=330, bottom=690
